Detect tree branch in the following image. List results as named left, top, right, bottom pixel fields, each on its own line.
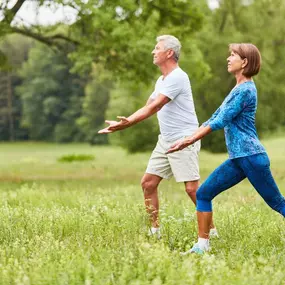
left=219, top=11, right=228, bottom=34
left=10, top=0, right=26, bottom=17
left=0, top=0, right=80, bottom=48
left=11, top=26, right=80, bottom=48
left=49, top=34, right=80, bottom=45
left=3, top=0, right=26, bottom=24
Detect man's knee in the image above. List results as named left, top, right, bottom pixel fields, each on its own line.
left=141, top=176, right=160, bottom=195
left=185, top=184, right=198, bottom=196
left=185, top=181, right=199, bottom=196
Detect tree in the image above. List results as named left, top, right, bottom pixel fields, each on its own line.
left=0, top=0, right=204, bottom=82
left=106, top=81, right=159, bottom=153
left=77, top=70, right=112, bottom=145
left=0, top=0, right=79, bottom=49
left=0, top=73, right=14, bottom=141
left=17, top=43, right=86, bottom=142
left=0, top=34, right=33, bottom=141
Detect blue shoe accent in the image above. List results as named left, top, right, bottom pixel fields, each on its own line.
left=180, top=243, right=206, bottom=256
left=190, top=243, right=205, bottom=255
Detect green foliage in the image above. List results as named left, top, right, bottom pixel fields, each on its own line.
left=1, top=0, right=285, bottom=155
left=115, top=119, right=159, bottom=153
left=0, top=48, right=8, bottom=70
left=0, top=35, right=33, bottom=141
left=77, top=71, right=112, bottom=145
left=106, top=81, right=159, bottom=153
left=57, top=153, right=95, bottom=163
left=68, top=0, right=205, bottom=82
left=16, top=43, right=86, bottom=142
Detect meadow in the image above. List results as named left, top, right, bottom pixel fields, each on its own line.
left=0, top=139, right=285, bottom=285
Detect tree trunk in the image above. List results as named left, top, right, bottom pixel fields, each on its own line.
left=6, top=73, right=14, bottom=141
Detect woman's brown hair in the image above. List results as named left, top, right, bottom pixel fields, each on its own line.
left=229, top=43, right=261, bottom=77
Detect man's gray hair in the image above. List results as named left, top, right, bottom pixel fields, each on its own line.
left=156, top=35, right=181, bottom=62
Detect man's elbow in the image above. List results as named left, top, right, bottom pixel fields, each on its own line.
left=147, top=104, right=160, bottom=115
left=155, top=106, right=163, bottom=112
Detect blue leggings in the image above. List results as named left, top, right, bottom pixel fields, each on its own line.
left=196, top=152, right=285, bottom=217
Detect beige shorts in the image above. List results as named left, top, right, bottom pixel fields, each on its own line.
left=146, top=135, right=200, bottom=182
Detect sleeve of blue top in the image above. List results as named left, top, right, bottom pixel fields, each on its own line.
left=202, top=106, right=221, bottom=127
left=206, top=89, right=250, bottom=131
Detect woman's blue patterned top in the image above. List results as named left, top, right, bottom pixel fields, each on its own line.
left=203, top=81, right=266, bottom=159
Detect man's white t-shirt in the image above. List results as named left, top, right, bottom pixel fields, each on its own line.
left=150, top=67, right=199, bottom=141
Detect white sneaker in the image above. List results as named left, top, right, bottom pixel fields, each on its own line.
left=180, top=242, right=209, bottom=256
left=209, top=228, right=219, bottom=238
left=148, top=227, right=161, bottom=239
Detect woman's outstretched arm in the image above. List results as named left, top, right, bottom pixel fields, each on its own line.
left=166, top=125, right=212, bottom=153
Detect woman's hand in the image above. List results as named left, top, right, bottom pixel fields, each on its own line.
left=166, top=137, right=194, bottom=154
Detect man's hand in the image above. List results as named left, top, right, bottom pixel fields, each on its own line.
left=98, top=116, right=130, bottom=134
left=166, top=138, right=194, bottom=154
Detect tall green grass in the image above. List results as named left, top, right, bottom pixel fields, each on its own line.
left=0, top=140, right=284, bottom=284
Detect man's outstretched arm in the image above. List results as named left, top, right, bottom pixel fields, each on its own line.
left=98, top=94, right=170, bottom=134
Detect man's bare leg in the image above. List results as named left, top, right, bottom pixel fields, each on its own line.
left=184, top=181, right=215, bottom=229
left=141, top=173, right=163, bottom=228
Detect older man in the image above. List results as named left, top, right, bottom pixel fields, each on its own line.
left=99, top=35, right=217, bottom=238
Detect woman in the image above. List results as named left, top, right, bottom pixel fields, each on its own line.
left=167, top=43, right=285, bottom=254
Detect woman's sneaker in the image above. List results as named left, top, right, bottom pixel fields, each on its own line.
left=181, top=242, right=209, bottom=255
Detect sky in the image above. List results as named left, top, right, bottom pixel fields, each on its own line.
left=2, top=0, right=220, bottom=26
left=3, top=0, right=78, bottom=26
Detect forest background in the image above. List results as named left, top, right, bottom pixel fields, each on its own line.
left=1, top=0, right=285, bottom=153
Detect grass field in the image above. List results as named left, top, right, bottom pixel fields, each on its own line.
left=0, top=139, right=285, bottom=285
